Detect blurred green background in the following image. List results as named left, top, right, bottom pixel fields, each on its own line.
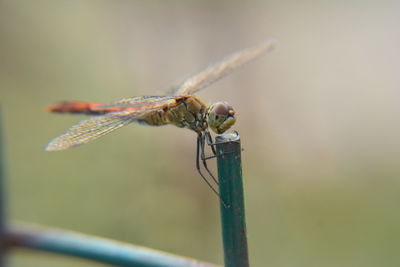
left=1, top=0, right=400, bottom=266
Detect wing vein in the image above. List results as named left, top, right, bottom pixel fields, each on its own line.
left=173, top=39, right=277, bottom=95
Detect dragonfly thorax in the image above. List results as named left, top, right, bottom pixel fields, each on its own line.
left=206, top=102, right=236, bottom=134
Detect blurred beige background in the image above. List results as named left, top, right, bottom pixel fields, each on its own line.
left=1, top=0, right=400, bottom=266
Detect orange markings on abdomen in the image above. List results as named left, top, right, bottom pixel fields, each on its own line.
left=46, top=101, right=155, bottom=115
left=46, top=101, right=105, bottom=114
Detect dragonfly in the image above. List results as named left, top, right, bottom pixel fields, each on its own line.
left=46, top=39, right=277, bottom=202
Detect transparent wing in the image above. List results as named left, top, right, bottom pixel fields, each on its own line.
left=46, top=110, right=144, bottom=151
left=92, top=96, right=177, bottom=110
left=172, top=39, right=277, bottom=95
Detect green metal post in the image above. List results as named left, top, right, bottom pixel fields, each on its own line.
left=215, top=133, right=249, bottom=267
left=0, top=105, right=6, bottom=267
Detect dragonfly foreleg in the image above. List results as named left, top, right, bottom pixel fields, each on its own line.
left=195, top=135, right=223, bottom=200
left=203, top=131, right=239, bottom=160
left=205, top=130, right=217, bottom=155
left=199, top=134, right=219, bottom=186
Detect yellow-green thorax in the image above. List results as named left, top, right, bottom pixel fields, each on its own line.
left=139, top=95, right=236, bottom=134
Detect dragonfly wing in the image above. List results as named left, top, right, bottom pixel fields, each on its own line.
left=92, top=96, right=177, bottom=110
left=172, top=39, right=277, bottom=95
left=46, top=110, right=142, bottom=151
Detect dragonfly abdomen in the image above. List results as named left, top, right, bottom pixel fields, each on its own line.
left=47, top=101, right=149, bottom=115
left=47, top=101, right=105, bottom=114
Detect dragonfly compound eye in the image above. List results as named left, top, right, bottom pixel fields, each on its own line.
left=207, top=102, right=236, bottom=134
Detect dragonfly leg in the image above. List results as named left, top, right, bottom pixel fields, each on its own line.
left=201, top=131, right=220, bottom=160
left=203, top=131, right=239, bottom=160
left=205, top=130, right=217, bottom=155
left=199, top=134, right=219, bottom=185
left=196, top=135, right=228, bottom=208
left=196, top=136, right=222, bottom=195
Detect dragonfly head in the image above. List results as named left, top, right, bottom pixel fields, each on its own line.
left=206, top=102, right=236, bottom=134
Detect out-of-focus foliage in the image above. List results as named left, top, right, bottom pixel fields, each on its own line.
left=1, top=1, right=400, bottom=266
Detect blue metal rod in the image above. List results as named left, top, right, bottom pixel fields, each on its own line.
left=6, top=224, right=220, bottom=267
left=215, top=133, right=249, bottom=267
